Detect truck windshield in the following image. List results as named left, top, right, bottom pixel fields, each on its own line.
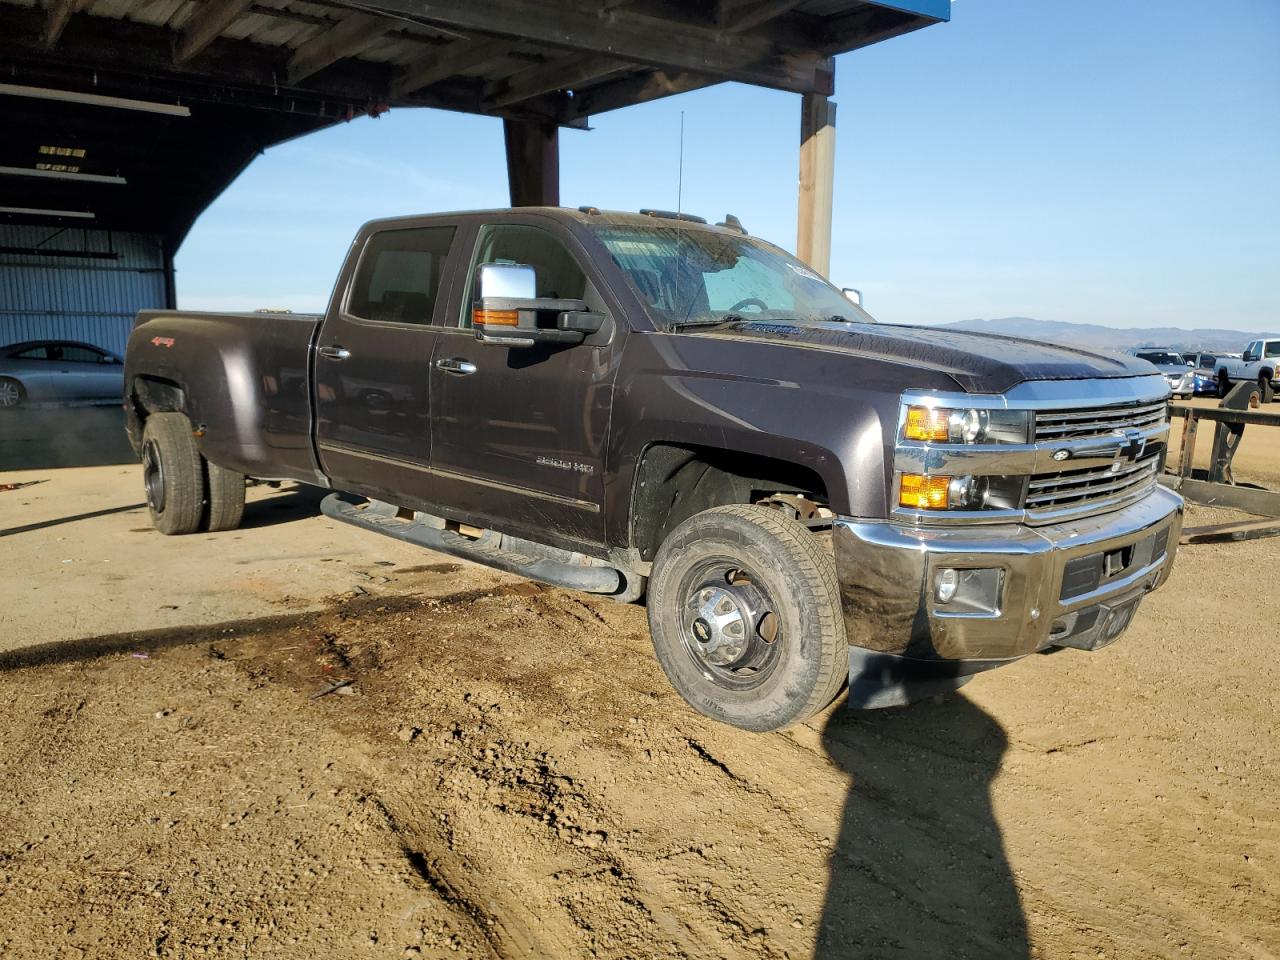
left=1136, top=351, right=1184, bottom=366
left=591, top=223, right=873, bottom=330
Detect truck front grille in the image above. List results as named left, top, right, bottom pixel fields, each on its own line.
left=1025, top=452, right=1161, bottom=519
left=1034, top=400, right=1167, bottom=442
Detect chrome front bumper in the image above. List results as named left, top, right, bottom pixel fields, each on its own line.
left=834, top=485, right=1184, bottom=670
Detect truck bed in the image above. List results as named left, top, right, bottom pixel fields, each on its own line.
left=126, top=309, right=324, bottom=484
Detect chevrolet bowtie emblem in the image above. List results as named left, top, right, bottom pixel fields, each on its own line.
left=1115, top=428, right=1146, bottom=463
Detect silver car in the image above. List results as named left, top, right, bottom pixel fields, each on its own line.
left=1129, top=347, right=1195, bottom=399
left=0, top=340, right=124, bottom=408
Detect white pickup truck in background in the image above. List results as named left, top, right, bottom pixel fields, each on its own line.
left=1215, top=338, right=1280, bottom=398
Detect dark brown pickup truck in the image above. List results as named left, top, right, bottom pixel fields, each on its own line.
left=124, top=207, right=1183, bottom=731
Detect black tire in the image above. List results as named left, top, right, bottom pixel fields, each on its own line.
left=0, top=377, right=25, bottom=409
left=1260, top=373, right=1272, bottom=403
left=647, top=504, right=847, bottom=732
left=204, top=460, right=246, bottom=532
left=1217, top=371, right=1231, bottom=398
left=141, top=413, right=205, bottom=535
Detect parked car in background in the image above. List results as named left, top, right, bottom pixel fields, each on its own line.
left=0, top=340, right=124, bottom=408
left=1181, top=351, right=1241, bottom=397
left=1129, top=347, right=1196, bottom=398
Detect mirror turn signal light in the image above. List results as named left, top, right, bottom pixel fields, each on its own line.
left=904, top=406, right=951, bottom=442
left=473, top=307, right=519, bottom=327
left=899, top=473, right=951, bottom=510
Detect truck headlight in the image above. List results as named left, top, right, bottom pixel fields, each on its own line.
left=899, top=473, right=1023, bottom=511
left=903, top=405, right=1030, bottom=444
left=899, top=474, right=988, bottom=510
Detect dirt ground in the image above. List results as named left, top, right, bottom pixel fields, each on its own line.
left=1, top=411, right=1278, bottom=960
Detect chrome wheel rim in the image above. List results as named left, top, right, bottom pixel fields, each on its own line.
left=142, top=439, right=166, bottom=514
left=0, top=381, right=20, bottom=407
left=680, top=561, right=782, bottom=691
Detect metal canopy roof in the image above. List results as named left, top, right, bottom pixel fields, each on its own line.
left=0, top=0, right=948, bottom=245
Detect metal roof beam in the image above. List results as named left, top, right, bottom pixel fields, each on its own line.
left=40, top=0, right=93, bottom=49
left=486, top=53, right=625, bottom=110
left=390, top=37, right=514, bottom=98
left=359, top=0, right=832, bottom=95
left=286, top=12, right=395, bottom=85
left=719, top=0, right=805, bottom=34
left=819, top=3, right=948, bottom=54
left=175, top=0, right=255, bottom=64
left=566, top=68, right=720, bottom=119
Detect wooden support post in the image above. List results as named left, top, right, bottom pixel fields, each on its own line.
left=797, top=92, right=836, bottom=276
left=1178, top=411, right=1199, bottom=477
left=503, top=118, right=559, bottom=207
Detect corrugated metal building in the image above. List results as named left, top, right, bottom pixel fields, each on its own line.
left=0, top=224, right=170, bottom=357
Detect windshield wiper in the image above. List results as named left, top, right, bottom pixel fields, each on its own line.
left=668, top=313, right=751, bottom=332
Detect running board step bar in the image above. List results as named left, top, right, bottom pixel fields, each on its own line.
left=320, top=493, right=622, bottom=595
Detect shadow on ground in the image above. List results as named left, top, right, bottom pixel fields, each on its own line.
left=0, top=482, right=323, bottom=539
left=0, top=406, right=136, bottom=470
left=818, top=696, right=1028, bottom=959
left=240, top=484, right=327, bottom=529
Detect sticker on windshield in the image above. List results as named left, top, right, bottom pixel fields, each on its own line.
left=784, top=262, right=823, bottom=283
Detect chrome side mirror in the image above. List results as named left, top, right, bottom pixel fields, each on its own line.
left=476, top=262, right=536, bottom=301
left=472, top=261, right=603, bottom=348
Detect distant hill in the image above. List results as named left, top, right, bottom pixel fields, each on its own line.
left=940, top=318, right=1277, bottom=353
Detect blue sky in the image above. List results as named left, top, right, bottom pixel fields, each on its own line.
left=175, top=0, right=1280, bottom=330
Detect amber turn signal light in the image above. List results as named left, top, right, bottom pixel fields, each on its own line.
left=899, top=473, right=951, bottom=510
left=473, top=307, right=519, bottom=327
left=904, top=406, right=951, bottom=442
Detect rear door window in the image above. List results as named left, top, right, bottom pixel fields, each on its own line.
left=347, top=226, right=456, bottom=325
left=1266, top=342, right=1280, bottom=359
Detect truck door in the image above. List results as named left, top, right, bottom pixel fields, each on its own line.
left=429, top=219, right=618, bottom=547
left=313, top=223, right=461, bottom=504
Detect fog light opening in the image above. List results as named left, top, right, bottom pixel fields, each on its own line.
left=936, top=568, right=959, bottom=604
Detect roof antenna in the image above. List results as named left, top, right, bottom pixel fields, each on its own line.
left=676, top=109, right=685, bottom=217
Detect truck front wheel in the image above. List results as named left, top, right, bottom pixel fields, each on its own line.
left=647, top=504, right=847, bottom=732
left=142, top=413, right=205, bottom=535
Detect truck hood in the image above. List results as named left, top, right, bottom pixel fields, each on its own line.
left=704, top=320, right=1151, bottom=394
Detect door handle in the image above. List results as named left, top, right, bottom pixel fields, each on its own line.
left=318, top=345, right=351, bottom=360
left=435, top=357, right=477, bottom=376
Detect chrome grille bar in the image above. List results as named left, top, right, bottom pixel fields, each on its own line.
left=1026, top=456, right=1159, bottom=509
left=1034, top=401, right=1168, bottom=441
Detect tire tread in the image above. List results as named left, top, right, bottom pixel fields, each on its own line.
left=204, top=460, right=246, bottom=532
left=143, top=413, right=204, bottom=535
left=648, top=503, right=847, bottom=731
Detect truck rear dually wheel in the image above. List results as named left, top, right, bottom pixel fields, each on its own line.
left=203, top=460, right=246, bottom=532
left=647, top=504, right=847, bottom=732
left=142, top=413, right=205, bottom=535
